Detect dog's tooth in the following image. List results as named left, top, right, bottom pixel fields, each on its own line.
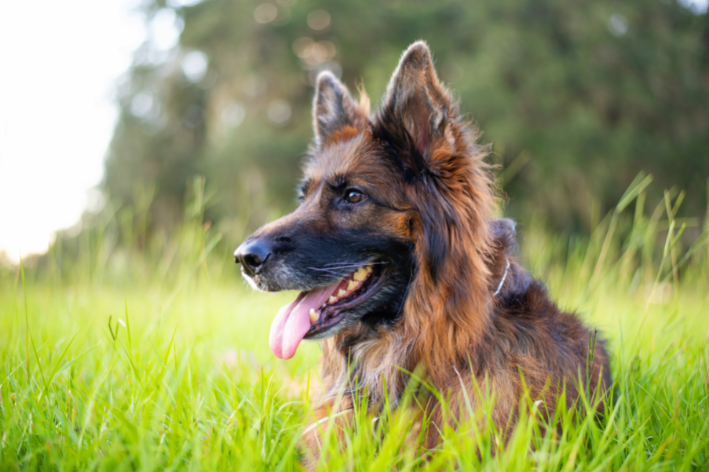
left=365, top=265, right=373, bottom=273
left=347, top=280, right=358, bottom=291
left=338, top=289, right=347, bottom=297
left=353, top=268, right=366, bottom=281
left=309, top=308, right=319, bottom=323
left=328, top=296, right=338, bottom=304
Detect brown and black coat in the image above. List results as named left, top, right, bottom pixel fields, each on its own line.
left=236, top=41, right=611, bottom=465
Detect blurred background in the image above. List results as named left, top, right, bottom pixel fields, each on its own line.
left=2, top=3, right=708, bottom=467
left=1, top=0, right=708, bottom=268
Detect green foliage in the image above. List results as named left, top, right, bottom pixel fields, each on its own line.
left=104, top=0, right=709, bottom=239
left=2, top=179, right=708, bottom=470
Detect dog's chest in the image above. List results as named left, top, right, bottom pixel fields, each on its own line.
left=321, top=331, right=414, bottom=410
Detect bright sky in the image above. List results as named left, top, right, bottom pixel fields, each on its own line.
left=0, top=1, right=147, bottom=261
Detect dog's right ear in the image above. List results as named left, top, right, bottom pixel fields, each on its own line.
left=379, top=41, right=454, bottom=167
left=313, top=71, right=367, bottom=148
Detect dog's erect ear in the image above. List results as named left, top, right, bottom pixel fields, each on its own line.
left=381, top=41, right=453, bottom=160
left=381, top=42, right=455, bottom=280
left=313, top=71, right=365, bottom=147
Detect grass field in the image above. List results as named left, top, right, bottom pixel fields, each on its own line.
left=1, top=179, right=709, bottom=470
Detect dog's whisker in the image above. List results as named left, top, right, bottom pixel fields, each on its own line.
left=308, top=262, right=390, bottom=276
left=322, top=261, right=389, bottom=266
left=321, top=262, right=390, bottom=268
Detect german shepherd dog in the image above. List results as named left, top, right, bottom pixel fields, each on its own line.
left=235, top=41, right=611, bottom=462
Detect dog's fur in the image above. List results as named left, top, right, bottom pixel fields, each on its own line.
left=236, top=41, right=611, bottom=464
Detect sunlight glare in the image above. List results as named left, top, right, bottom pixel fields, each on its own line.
left=0, top=0, right=146, bottom=262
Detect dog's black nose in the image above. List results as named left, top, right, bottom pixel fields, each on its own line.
left=234, top=240, right=272, bottom=275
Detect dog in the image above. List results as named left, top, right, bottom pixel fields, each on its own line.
left=234, top=41, right=611, bottom=463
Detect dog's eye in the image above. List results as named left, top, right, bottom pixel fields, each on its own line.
left=344, top=189, right=365, bottom=204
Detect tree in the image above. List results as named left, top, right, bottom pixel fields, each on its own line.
left=103, top=0, right=709, bottom=240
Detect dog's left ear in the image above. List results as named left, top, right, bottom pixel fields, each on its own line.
left=381, top=42, right=456, bottom=282
left=313, top=71, right=367, bottom=147
left=381, top=41, right=454, bottom=164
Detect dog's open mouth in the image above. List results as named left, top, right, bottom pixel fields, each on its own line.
left=269, top=264, right=383, bottom=359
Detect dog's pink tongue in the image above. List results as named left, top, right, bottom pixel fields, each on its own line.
left=269, top=281, right=341, bottom=359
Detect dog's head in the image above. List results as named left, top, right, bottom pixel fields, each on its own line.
left=235, top=42, right=495, bottom=359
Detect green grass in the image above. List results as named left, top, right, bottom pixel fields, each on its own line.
left=1, top=178, right=709, bottom=470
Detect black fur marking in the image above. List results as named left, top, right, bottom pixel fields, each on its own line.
left=241, top=211, right=415, bottom=332
left=371, top=117, right=427, bottom=181
left=328, top=174, right=348, bottom=191
left=419, top=204, right=448, bottom=283
left=297, top=179, right=312, bottom=201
